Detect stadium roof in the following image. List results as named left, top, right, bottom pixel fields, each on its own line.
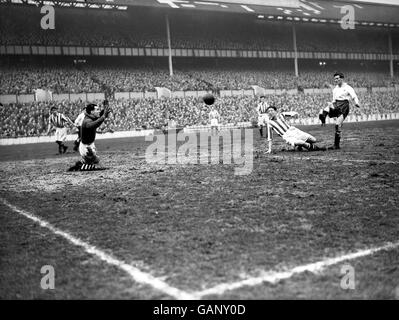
left=5, top=0, right=399, bottom=26
left=130, top=0, right=399, bottom=25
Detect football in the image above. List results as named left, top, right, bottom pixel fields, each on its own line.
left=203, top=93, right=215, bottom=105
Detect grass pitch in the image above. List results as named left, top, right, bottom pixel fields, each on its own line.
left=1, top=120, right=399, bottom=299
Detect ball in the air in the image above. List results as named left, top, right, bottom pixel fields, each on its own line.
left=203, top=93, right=215, bottom=106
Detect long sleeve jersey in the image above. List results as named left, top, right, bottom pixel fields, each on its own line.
left=81, top=113, right=106, bottom=145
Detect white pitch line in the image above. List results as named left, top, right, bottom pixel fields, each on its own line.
left=270, top=155, right=399, bottom=165
left=1, top=199, right=195, bottom=300
left=192, top=240, right=399, bottom=298
left=308, top=1, right=325, bottom=10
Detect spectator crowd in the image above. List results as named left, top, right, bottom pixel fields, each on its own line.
left=1, top=65, right=398, bottom=95
left=1, top=3, right=399, bottom=138
left=1, top=91, right=398, bottom=138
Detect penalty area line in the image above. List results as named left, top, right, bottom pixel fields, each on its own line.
left=0, top=198, right=195, bottom=300
left=191, top=240, right=399, bottom=299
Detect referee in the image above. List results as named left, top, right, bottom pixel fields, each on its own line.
left=319, top=72, right=360, bottom=149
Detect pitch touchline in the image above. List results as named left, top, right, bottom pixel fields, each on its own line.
left=270, top=155, right=399, bottom=165
left=3, top=198, right=399, bottom=299
left=0, top=199, right=195, bottom=300
left=191, top=240, right=399, bottom=298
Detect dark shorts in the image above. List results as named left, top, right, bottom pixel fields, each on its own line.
left=329, top=100, right=350, bottom=119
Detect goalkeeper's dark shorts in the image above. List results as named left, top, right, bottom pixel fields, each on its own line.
left=329, top=100, right=350, bottom=119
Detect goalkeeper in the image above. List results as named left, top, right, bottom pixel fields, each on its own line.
left=68, top=101, right=111, bottom=171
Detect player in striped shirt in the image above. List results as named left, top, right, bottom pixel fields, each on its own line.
left=257, top=95, right=269, bottom=137
left=265, top=106, right=325, bottom=153
left=319, top=72, right=361, bottom=149
left=46, top=106, right=75, bottom=154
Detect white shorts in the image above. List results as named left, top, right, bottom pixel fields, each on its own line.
left=282, top=127, right=314, bottom=147
left=55, top=127, right=67, bottom=142
left=258, top=114, right=268, bottom=126
left=79, top=142, right=99, bottom=164
left=210, top=119, right=219, bottom=127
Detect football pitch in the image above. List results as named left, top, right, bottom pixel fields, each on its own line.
left=1, top=120, right=399, bottom=299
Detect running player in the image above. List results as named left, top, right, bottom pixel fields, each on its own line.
left=257, top=95, right=269, bottom=137
left=47, top=106, right=75, bottom=154
left=319, top=72, right=361, bottom=149
left=265, top=106, right=325, bottom=153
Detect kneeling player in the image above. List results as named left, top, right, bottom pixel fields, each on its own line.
left=265, top=106, right=325, bottom=153
left=68, top=103, right=111, bottom=171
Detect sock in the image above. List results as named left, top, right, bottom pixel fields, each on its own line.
left=56, top=141, right=63, bottom=153
left=335, top=125, right=341, bottom=148
left=303, top=143, right=311, bottom=150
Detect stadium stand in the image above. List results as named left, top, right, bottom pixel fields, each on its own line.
left=1, top=3, right=398, bottom=139
left=1, top=91, right=399, bottom=138
left=0, top=4, right=396, bottom=53
left=1, top=63, right=398, bottom=94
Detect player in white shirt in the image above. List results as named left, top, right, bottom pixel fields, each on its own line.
left=257, top=95, right=269, bottom=137
left=319, top=72, right=361, bottom=149
left=73, top=106, right=86, bottom=152
left=209, top=106, right=220, bottom=136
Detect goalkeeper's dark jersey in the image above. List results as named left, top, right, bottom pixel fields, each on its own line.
left=81, top=113, right=106, bottom=145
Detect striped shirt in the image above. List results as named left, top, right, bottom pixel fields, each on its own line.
left=266, top=113, right=291, bottom=139
left=257, top=101, right=269, bottom=114
left=49, top=113, right=72, bottom=128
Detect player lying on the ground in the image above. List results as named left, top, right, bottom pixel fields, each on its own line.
left=68, top=102, right=111, bottom=171
left=265, top=106, right=326, bottom=153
